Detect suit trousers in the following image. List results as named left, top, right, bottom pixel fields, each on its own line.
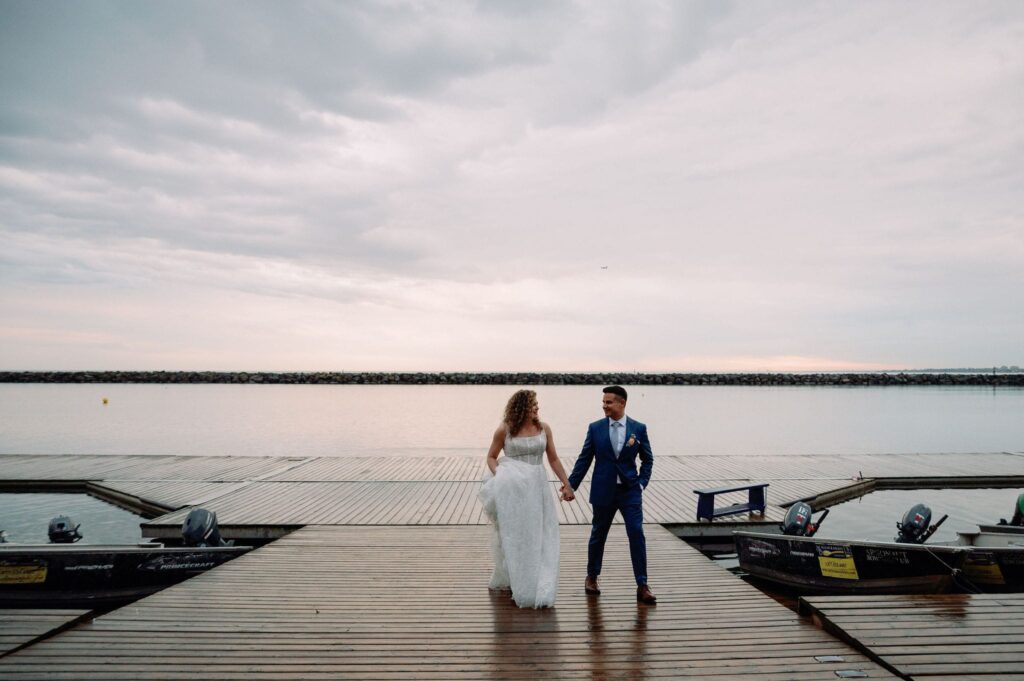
left=587, top=484, right=647, bottom=585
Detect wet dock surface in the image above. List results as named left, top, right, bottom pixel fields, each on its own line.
left=0, top=525, right=895, bottom=679
left=2, top=451, right=1022, bottom=679
left=801, top=593, right=1024, bottom=679
left=0, top=609, right=89, bottom=657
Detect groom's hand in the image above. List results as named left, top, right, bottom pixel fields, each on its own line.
left=559, top=485, right=575, bottom=502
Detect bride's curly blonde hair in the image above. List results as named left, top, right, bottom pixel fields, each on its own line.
left=503, top=389, right=540, bottom=436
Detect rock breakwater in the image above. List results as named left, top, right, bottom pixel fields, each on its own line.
left=1, top=371, right=1022, bottom=386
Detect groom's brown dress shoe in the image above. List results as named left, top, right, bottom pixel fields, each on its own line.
left=637, top=584, right=657, bottom=605
left=585, top=576, right=600, bottom=595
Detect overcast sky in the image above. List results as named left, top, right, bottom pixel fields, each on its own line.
left=1, top=1, right=1022, bottom=372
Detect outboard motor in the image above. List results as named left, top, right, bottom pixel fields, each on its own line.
left=182, top=507, right=230, bottom=547
left=781, top=502, right=828, bottom=537
left=48, top=515, right=82, bottom=543
left=1000, top=493, right=1024, bottom=526
left=896, top=504, right=930, bottom=543
left=0, top=529, right=7, bottom=543
left=895, top=503, right=947, bottom=544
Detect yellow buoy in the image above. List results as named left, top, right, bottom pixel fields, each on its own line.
left=102, top=397, right=109, bottom=405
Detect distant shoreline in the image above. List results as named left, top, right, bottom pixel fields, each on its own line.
left=1, top=371, right=1022, bottom=386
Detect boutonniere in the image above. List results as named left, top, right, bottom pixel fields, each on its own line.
left=626, top=434, right=636, bottom=447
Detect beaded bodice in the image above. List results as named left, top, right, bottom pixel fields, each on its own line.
left=503, top=430, right=546, bottom=466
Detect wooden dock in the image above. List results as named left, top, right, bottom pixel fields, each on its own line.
left=800, top=593, right=1024, bottom=679
left=2, top=451, right=1022, bottom=678
left=0, top=610, right=89, bottom=657
left=3, top=452, right=1021, bottom=537
left=0, top=525, right=897, bottom=679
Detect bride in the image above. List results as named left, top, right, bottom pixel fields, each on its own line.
left=479, top=389, right=574, bottom=608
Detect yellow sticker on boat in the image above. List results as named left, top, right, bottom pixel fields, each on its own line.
left=0, top=565, right=48, bottom=584
left=816, top=544, right=859, bottom=580
left=964, top=553, right=1005, bottom=585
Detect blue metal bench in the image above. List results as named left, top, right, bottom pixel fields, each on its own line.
left=693, top=483, right=769, bottom=521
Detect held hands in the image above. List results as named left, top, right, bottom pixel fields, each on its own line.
left=559, top=484, right=575, bottom=502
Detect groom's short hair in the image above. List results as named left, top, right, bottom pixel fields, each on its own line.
left=603, top=385, right=628, bottom=402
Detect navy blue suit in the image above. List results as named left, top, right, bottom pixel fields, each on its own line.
left=567, top=417, right=653, bottom=585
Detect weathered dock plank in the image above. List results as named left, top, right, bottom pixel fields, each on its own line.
left=9, top=452, right=1015, bottom=486
left=0, top=525, right=895, bottom=679
left=90, top=480, right=251, bottom=509
left=0, top=610, right=90, bottom=657
left=800, top=593, right=1024, bottom=679
left=6, top=452, right=1021, bottom=531
left=0, top=454, right=300, bottom=483
left=139, top=478, right=809, bottom=531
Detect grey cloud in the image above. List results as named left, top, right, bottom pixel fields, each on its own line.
left=2, top=1, right=1022, bottom=370
left=1, top=1, right=577, bottom=275
left=1, top=1, right=549, bottom=127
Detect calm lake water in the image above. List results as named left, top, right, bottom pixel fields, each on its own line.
left=0, top=492, right=143, bottom=544
left=817, top=488, right=1024, bottom=543
left=1, top=383, right=1022, bottom=457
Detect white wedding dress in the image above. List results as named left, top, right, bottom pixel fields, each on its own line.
left=479, top=430, right=560, bottom=608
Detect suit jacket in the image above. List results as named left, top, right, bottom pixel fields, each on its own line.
left=568, top=417, right=653, bottom=506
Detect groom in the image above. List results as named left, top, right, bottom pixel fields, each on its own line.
left=564, top=386, right=656, bottom=605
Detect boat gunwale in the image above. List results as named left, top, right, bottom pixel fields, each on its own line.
left=732, top=529, right=966, bottom=553
left=0, top=544, right=250, bottom=555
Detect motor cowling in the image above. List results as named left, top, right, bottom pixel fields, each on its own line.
left=48, top=515, right=82, bottom=543
left=182, top=507, right=229, bottom=547
left=782, top=502, right=813, bottom=536
left=896, top=503, right=932, bottom=543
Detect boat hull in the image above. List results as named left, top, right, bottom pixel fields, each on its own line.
left=950, top=532, right=1024, bottom=592
left=735, top=531, right=966, bottom=595
left=961, top=548, right=1024, bottom=591
left=0, top=544, right=250, bottom=608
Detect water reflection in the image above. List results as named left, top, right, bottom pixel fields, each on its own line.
left=585, top=596, right=649, bottom=681
left=930, top=594, right=970, bottom=619
left=628, top=605, right=649, bottom=680
left=585, top=596, right=606, bottom=680
left=486, top=588, right=561, bottom=679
